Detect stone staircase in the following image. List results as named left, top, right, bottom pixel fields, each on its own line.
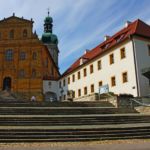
left=0, top=100, right=149, bottom=142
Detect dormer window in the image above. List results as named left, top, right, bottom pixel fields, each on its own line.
left=9, top=29, right=14, bottom=39
left=80, top=57, right=88, bottom=65
left=23, top=29, right=27, bottom=38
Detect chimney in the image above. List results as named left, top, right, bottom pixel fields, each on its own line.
left=125, top=21, right=131, bottom=27
left=104, top=35, right=110, bottom=41
left=84, top=49, right=89, bottom=54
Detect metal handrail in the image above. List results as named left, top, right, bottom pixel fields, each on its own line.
left=130, top=98, right=150, bottom=107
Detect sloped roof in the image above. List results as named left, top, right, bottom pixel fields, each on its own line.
left=62, top=19, right=150, bottom=77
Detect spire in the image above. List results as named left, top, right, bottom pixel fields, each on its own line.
left=44, top=8, right=53, bottom=33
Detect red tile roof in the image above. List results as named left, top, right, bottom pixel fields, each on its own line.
left=62, top=19, right=150, bottom=77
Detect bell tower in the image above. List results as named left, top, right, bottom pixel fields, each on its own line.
left=41, top=10, right=59, bottom=67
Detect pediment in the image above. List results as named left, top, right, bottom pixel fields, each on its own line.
left=0, top=16, right=33, bottom=25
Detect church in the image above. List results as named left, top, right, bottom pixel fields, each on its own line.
left=0, top=12, right=60, bottom=101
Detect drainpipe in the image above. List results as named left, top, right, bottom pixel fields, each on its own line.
left=130, top=35, right=140, bottom=97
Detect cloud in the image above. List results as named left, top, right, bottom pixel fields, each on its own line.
left=0, top=0, right=149, bottom=73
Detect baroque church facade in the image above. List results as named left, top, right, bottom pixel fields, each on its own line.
left=0, top=13, right=60, bottom=101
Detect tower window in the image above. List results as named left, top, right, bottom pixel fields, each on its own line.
left=9, top=29, right=14, bottom=39
left=23, top=29, right=27, bottom=38
left=120, top=47, right=126, bottom=59
left=109, top=53, right=114, bottom=65
left=5, top=49, right=13, bottom=61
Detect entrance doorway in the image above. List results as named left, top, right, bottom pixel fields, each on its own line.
left=3, top=77, right=11, bottom=91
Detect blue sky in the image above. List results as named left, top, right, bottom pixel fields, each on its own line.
left=0, top=0, right=150, bottom=73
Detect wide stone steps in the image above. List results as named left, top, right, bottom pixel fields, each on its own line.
left=0, top=126, right=149, bottom=142
left=0, top=101, right=148, bottom=142
left=0, top=115, right=150, bottom=126
left=0, top=101, right=114, bottom=107
left=0, top=107, right=136, bottom=115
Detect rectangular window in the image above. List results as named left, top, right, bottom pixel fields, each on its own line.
left=120, top=47, right=126, bottom=59
left=99, top=81, right=103, bottom=87
left=59, top=81, right=61, bottom=88
left=20, top=52, right=26, bottom=60
left=72, top=74, right=75, bottom=82
left=73, top=91, right=75, bottom=98
left=83, top=68, right=87, bottom=77
left=84, top=87, right=87, bottom=95
left=97, top=60, right=102, bottom=70
left=148, top=45, right=150, bottom=56
left=63, top=79, right=66, bottom=86
left=109, top=53, right=114, bottom=65
left=111, top=76, right=116, bottom=87
left=90, top=64, right=94, bottom=74
left=64, top=95, right=66, bottom=100
left=91, top=84, right=94, bottom=93
left=78, top=89, right=81, bottom=97
left=78, top=71, right=81, bottom=80
left=122, top=72, right=128, bottom=83
left=68, top=77, right=70, bottom=84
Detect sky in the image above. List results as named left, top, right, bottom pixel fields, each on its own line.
left=0, top=0, right=150, bottom=73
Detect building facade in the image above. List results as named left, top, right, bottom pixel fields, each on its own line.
left=0, top=13, right=60, bottom=101
left=58, top=19, right=150, bottom=101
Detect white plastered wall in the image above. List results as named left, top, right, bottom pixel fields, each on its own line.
left=43, top=80, right=59, bottom=99
left=133, top=37, right=150, bottom=96
left=59, top=40, right=139, bottom=99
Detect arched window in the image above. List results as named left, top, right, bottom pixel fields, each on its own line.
left=9, top=30, right=14, bottom=39
left=19, top=69, right=25, bottom=78
left=20, top=52, right=26, bottom=60
left=5, top=49, right=13, bottom=61
left=23, top=29, right=27, bottom=38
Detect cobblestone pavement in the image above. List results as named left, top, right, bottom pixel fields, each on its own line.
left=0, top=140, right=150, bottom=150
